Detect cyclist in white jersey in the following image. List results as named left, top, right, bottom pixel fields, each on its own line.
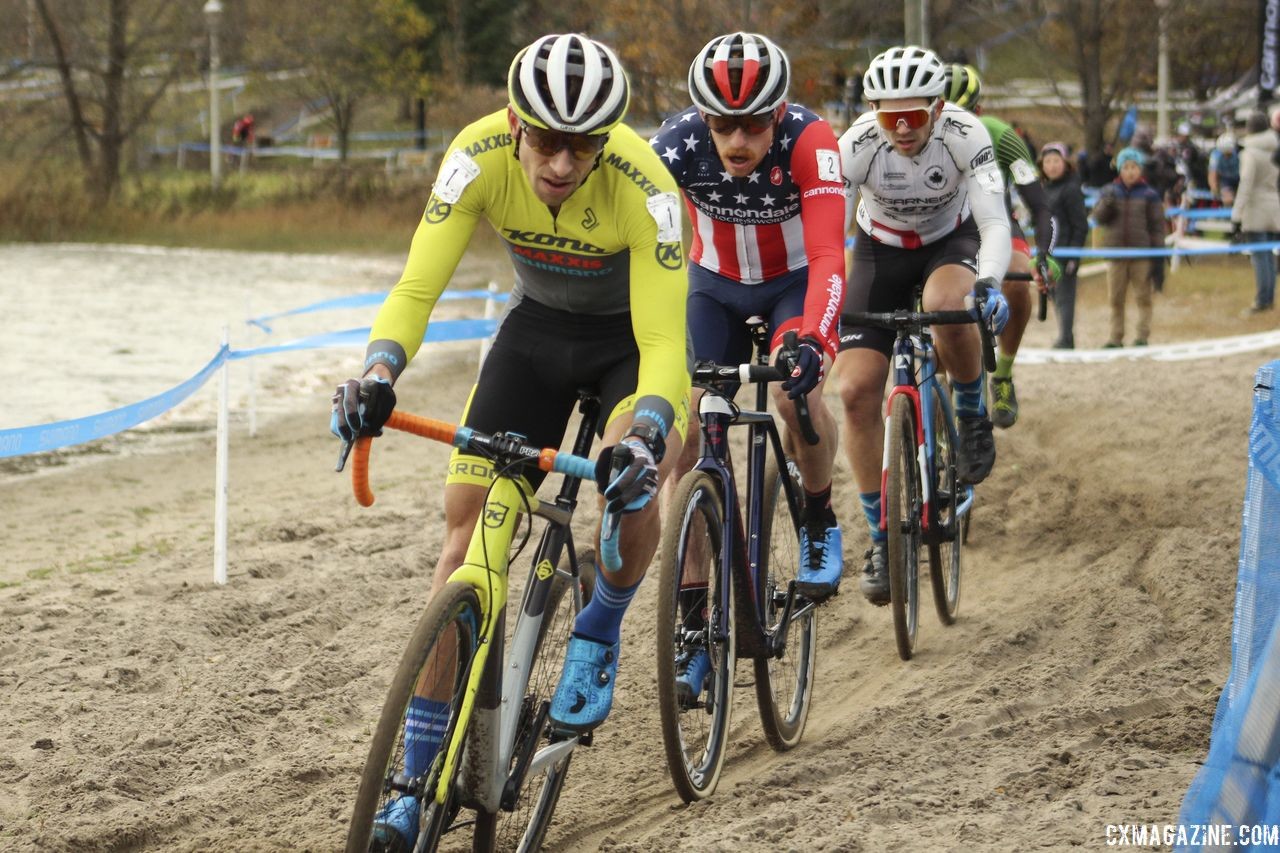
left=834, top=45, right=1011, bottom=606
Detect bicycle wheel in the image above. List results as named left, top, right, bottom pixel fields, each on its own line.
left=475, top=551, right=596, bottom=851
left=347, top=582, right=482, bottom=853
left=656, top=471, right=735, bottom=802
left=885, top=393, right=921, bottom=661
left=928, top=386, right=962, bottom=625
left=754, top=455, right=816, bottom=750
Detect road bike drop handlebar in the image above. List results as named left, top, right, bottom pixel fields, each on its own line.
left=1003, top=269, right=1044, bottom=321
left=338, top=412, right=598, bottom=506
left=845, top=301, right=999, bottom=374
left=693, top=330, right=821, bottom=446
left=337, top=412, right=628, bottom=574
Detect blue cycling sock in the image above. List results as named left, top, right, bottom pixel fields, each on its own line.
left=953, top=376, right=986, bottom=419
left=572, top=570, right=640, bottom=645
left=860, top=490, right=887, bottom=543
left=404, top=695, right=450, bottom=778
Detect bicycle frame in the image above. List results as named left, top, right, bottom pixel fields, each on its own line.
left=692, top=342, right=810, bottom=660
left=881, top=330, right=974, bottom=541
left=462, top=398, right=599, bottom=813
left=349, top=402, right=599, bottom=817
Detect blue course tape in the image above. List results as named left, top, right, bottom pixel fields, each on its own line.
left=0, top=346, right=230, bottom=459
left=247, top=289, right=508, bottom=333
left=2, top=316, right=501, bottom=459
left=1054, top=241, right=1280, bottom=259
left=842, top=235, right=1280, bottom=258
left=232, top=318, right=499, bottom=359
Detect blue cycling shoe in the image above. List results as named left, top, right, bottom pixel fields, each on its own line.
left=674, top=644, right=712, bottom=708
left=549, top=634, right=620, bottom=733
left=795, top=524, right=844, bottom=601
left=370, top=795, right=419, bottom=853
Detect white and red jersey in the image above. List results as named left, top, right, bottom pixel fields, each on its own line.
left=838, top=104, right=1011, bottom=283
left=651, top=104, right=846, bottom=356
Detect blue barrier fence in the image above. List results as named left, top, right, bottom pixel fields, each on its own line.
left=1177, top=361, right=1280, bottom=850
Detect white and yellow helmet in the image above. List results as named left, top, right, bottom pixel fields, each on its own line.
left=508, top=34, right=630, bottom=135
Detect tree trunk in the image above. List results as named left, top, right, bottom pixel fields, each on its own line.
left=95, top=0, right=128, bottom=200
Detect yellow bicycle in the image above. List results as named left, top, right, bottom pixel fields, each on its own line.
left=341, top=398, right=606, bottom=852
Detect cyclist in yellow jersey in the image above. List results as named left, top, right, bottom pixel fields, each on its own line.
left=330, top=34, right=689, bottom=851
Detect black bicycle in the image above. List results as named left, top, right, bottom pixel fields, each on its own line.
left=655, top=323, right=820, bottom=802
left=843, top=290, right=998, bottom=660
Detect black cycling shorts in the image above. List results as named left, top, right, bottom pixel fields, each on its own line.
left=839, top=217, right=980, bottom=356
left=448, top=297, right=641, bottom=492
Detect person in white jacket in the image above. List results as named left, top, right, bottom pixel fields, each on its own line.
left=1232, top=111, right=1280, bottom=313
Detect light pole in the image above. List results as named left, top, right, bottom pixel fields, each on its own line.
left=204, top=0, right=223, bottom=189
left=1155, top=0, right=1170, bottom=143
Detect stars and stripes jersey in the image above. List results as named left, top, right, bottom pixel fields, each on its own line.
left=650, top=104, right=847, bottom=357
left=839, top=104, right=1012, bottom=283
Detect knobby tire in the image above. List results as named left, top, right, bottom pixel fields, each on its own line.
left=928, top=387, right=962, bottom=625
left=886, top=395, right=921, bottom=661
left=346, top=582, right=482, bottom=853
left=754, top=455, right=816, bottom=750
left=656, top=471, right=734, bottom=802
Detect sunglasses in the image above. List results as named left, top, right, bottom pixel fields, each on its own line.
left=875, top=100, right=938, bottom=132
left=519, top=123, right=607, bottom=161
left=705, top=112, right=775, bottom=136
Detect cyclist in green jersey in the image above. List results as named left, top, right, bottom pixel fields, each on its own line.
left=330, top=34, right=690, bottom=851
left=944, top=65, right=1060, bottom=429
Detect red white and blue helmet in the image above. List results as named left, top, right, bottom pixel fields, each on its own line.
left=688, top=32, right=790, bottom=116
left=508, top=34, right=630, bottom=135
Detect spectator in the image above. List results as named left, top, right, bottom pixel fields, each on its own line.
left=1208, top=132, right=1240, bottom=205
left=1173, top=121, right=1208, bottom=194
left=1233, top=111, right=1280, bottom=313
left=843, top=65, right=865, bottom=124
left=1081, top=142, right=1119, bottom=188
left=231, top=113, right=255, bottom=146
left=1039, top=142, right=1090, bottom=348
left=1092, top=147, right=1165, bottom=347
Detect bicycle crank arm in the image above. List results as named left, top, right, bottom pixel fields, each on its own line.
left=500, top=699, right=555, bottom=811
left=769, top=580, right=800, bottom=658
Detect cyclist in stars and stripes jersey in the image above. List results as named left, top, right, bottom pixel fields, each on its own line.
left=650, top=32, right=847, bottom=703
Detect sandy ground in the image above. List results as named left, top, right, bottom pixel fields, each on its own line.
left=0, top=249, right=1274, bottom=851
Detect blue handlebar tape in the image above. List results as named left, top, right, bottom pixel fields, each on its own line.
left=552, top=453, right=596, bottom=481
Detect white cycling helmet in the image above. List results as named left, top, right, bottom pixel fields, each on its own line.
left=688, top=32, right=790, bottom=116
left=508, top=34, right=630, bottom=135
left=1215, top=132, right=1236, bottom=153
left=863, top=45, right=947, bottom=101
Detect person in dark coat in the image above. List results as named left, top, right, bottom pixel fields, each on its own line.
left=1038, top=142, right=1090, bottom=348
left=1091, top=147, right=1166, bottom=347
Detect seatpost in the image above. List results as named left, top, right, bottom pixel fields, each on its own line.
left=747, top=315, right=770, bottom=411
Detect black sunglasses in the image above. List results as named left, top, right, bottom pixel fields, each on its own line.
left=705, top=112, right=776, bottom=136
left=519, top=122, right=608, bottom=161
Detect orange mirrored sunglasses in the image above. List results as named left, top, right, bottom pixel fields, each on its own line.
left=875, top=100, right=938, bottom=131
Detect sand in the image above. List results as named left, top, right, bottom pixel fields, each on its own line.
left=0, top=246, right=1271, bottom=851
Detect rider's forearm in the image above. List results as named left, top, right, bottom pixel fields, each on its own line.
left=969, top=186, right=1012, bottom=283
left=1016, top=179, right=1057, bottom=260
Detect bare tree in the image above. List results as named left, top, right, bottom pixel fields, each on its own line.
left=251, top=0, right=430, bottom=163
left=31, top=0, right=202, bottom=200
